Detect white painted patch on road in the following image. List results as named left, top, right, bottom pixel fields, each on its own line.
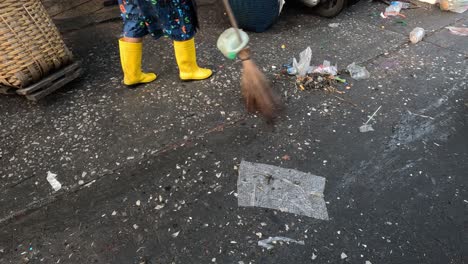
left=46, top=171, right=62, bottom=192
left=238, top=161, right=329, bottom=220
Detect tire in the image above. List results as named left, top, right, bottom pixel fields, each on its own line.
left=315, top=0, right=346, bottom=18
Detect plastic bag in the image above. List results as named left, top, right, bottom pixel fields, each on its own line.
left=292, top=47, right=312, bottom=77
left=310, top=60, right=338, bottom=76
left=446, top=26, right=468, bottom=36
left=347, top=63, right=370, bottom=80
left=385, top=1, right=403, bottom=14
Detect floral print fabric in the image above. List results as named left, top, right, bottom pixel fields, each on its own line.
left=118, top=0, right=197, bottom=41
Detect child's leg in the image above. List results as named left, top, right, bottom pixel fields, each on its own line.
left=118, top=0, right=157, bottom=86
left=144, top=0, right=212, bottom=80
left=173, top=38, right=212, bottom=81
left=122, top=37, right=143, bottom=43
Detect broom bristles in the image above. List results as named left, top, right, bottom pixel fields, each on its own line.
left=240, top=50, right=282, bottom=122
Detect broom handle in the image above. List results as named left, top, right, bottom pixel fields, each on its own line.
left=221, top=0, right=243, bottom=44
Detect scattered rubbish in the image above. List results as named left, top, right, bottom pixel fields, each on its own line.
left=311, top=60, right=338, bottom=76
left=440, top=0, right=468, bottom=13
left=136, top=200, right=141, bottom=206
left=347, top=63, right=370, bottom=80
left=381, top=1, right=407, bottom=18
left=359, top=106, right=382, bottom=133
left=136, top=247, right=145, bottom=253
left=311, top=253, right=318, bottom=260
left=366, top=261, right=373, bottom=264
left=255, top=232, right=263, bottom=238
left=335, top=76, right=347, bottom=83
left=284, top=63, right=296, bottom=75
left=298, top=74, right=337, bottom=92
left=237, top=161, right=329, bottom=220
left=46, top=171, right=62, bottom=192
left=359, top=124, right=375, bottom=132
left=328, top=23, right=340, bottom=28
left=395, top=19, right=408, bottom=26
left=287, top=47, right=347, bottom=94
left=333, top=95, right=359, bottom=107
left=292, top=47, right=312, bottom=77
left=84, top=180, right=96, bottom=188
left=409, top=27, right=425, bottom=44
left=401, top=2, right=411, bottom=8
left=171, top=231, right=180, bottom=238
left=281, top=154, right=291, bottom=161
left=258, top=236, right=305, bottom=250
left=341, top=252, right=348, bottom=259
left=407, top=110, right=434, bottom=119
left=446, top=26, right=468, bottom=36
left=133, top=224, right=139, bottom=230
left=281, top=44, right=286, bottom=49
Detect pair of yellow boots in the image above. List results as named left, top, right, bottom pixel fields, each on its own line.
left=118, top=38, right=212, bottom=86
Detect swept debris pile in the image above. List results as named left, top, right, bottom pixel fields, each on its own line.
left=295, top=73, right=341, bottom=93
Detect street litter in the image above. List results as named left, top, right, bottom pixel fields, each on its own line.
left=289, top=48, right=338, bottom=76
left=359, top=124, right=375, bottom=132
left=46, top=171, right=62, bottom=192
left=286, top=48, right=346, bottom=93
left=409, top=27, right=425, bottom=43
left=292, top=46, right=312, bottom=77
left=237, top=161, right=329, bottom=220
left=258, top=236, right=305, bottom=250
left=395, top=19, right=408, bottom=26
left=296, top=73, right=341, bottom=93
left=407, top=110, right=434, bottom=119
left=446, top=26, right=468, bottom=36
left=328, top=23, right=340, bottom=28
left=341, top=252, right=348, bottom=259
left=381, top=1, right=408, bottom=18
left=359, top=106, right=382, bottom=133
left=440, top=0, right=468, bottom=13
left=347, top=63, right=370, bottom=80
left=311, top=60, right=338, bottom=76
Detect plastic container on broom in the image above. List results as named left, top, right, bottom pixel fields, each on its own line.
left=217, top=28, right=250, bottom=60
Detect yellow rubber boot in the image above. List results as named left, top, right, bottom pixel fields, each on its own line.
left=174, top=38, right=212, bottom=81
left=119, top=39, right=157, bottom=86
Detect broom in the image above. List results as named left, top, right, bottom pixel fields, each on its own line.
left=221, top=0, right=282, bottom=122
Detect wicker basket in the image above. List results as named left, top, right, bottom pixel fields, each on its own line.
left=0, top=0, right=73, bottom=89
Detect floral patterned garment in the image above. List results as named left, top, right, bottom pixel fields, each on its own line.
left=118, top=0, right=198, bottom=41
